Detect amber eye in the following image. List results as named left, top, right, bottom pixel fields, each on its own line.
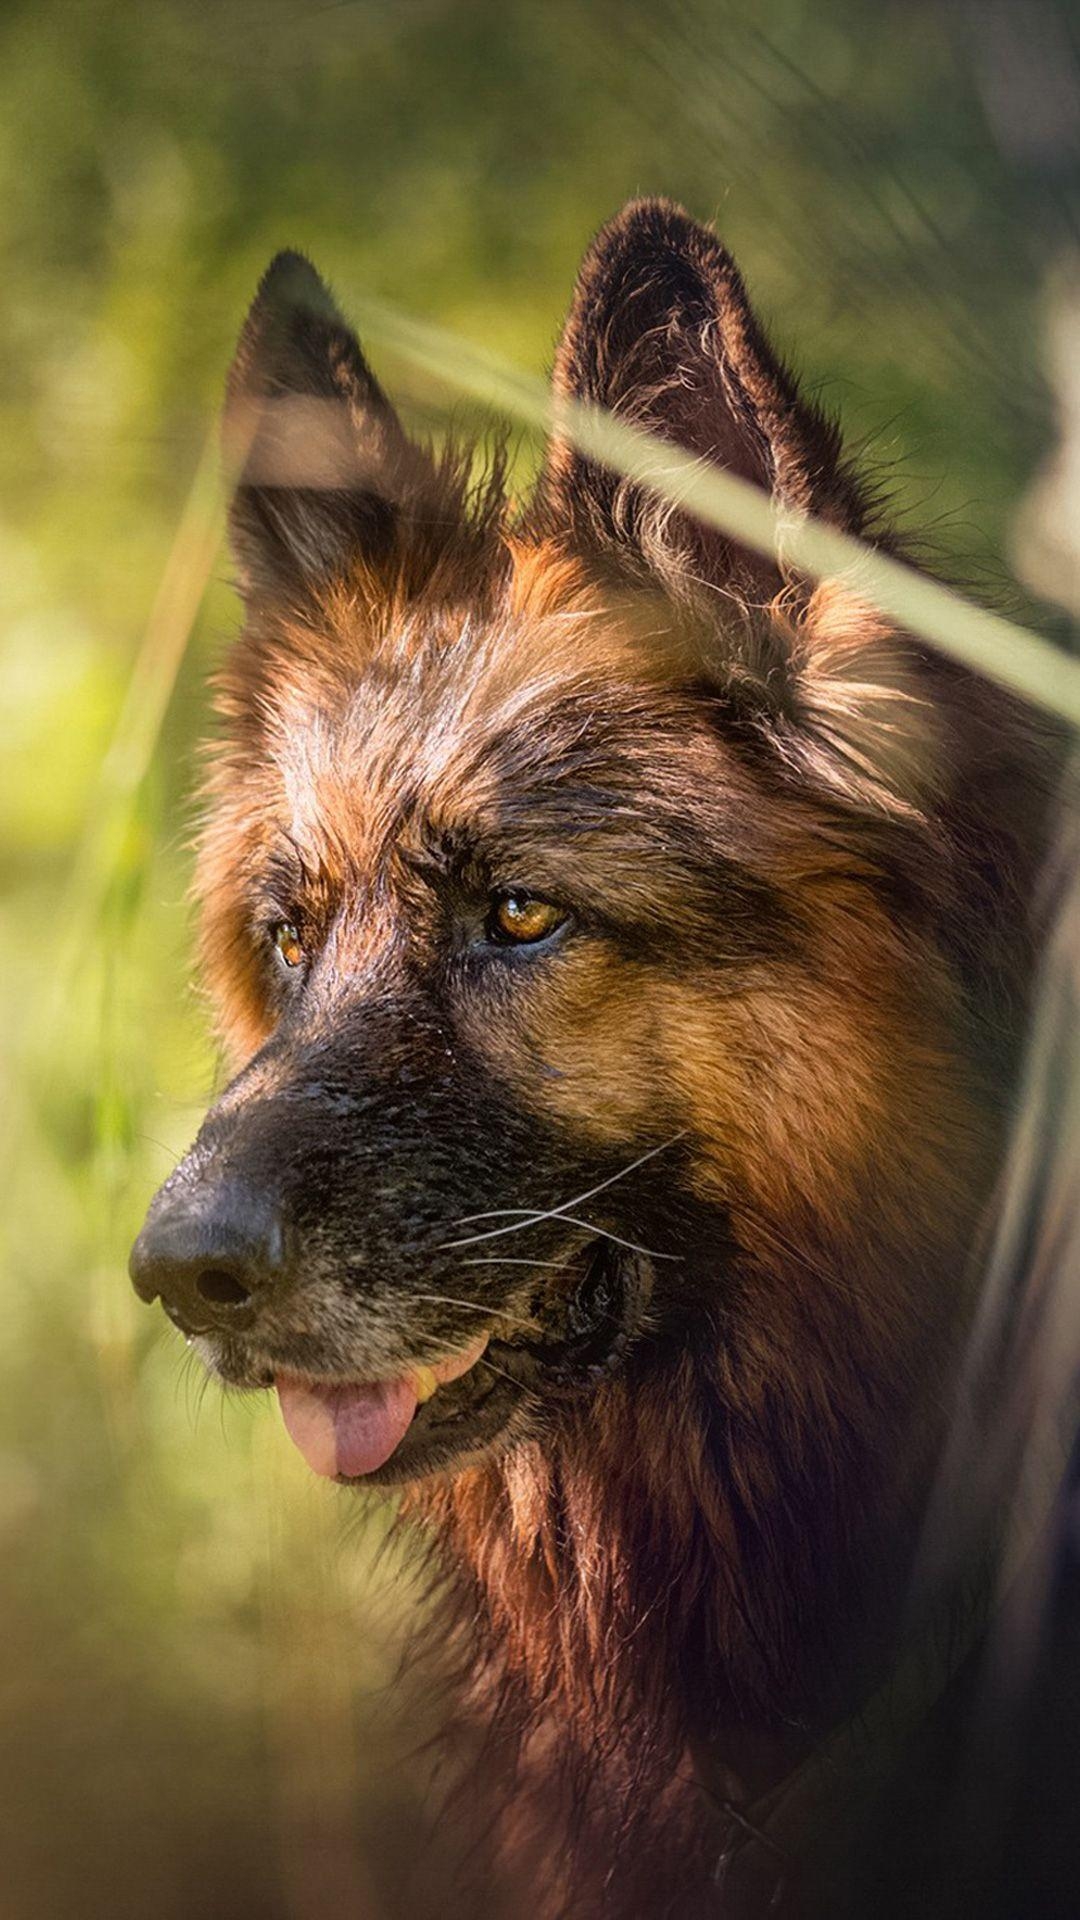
left=271, top=921, right=305, bottom=969
left=488, top=890, right=567, bottom=947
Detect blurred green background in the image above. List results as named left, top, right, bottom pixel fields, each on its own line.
left=0, top=0, right=1074, bottom=1913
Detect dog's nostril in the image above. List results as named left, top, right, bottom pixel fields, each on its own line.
left=195, top=1269, right=252, bottom=1308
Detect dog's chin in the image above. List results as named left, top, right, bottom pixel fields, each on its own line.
left=192, top=1243, right=653, bottom=1486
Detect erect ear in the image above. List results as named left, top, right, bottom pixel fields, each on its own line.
left=541, top=202, right=951, bottom=823
left=538, top=199, right=869, bottom=605
left=224, top=251, right=435, bottom=599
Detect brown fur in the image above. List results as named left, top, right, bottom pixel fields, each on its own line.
left=140, top=202, right=1053, bottom=1914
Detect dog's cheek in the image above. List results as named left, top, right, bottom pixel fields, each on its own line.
left=657, top=948, right=988, bottom=1254
left=458, top=946, right=682, bottom=1147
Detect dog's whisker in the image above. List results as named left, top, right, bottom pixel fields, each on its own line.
left=412, top=1290, right=494, bottom=1315
left=449, top=1133, right=688, bottom=1233
left=555, top=1218, right=679, bottom=1262
left=442, top=1210, right=678, bottom=1261
left=411, top=1289, right=537, bottom=1332
left=438, top=1217, right=555, bottom=1249
left=192, top=1363, right=214, bottom=1431
left=461, top=1257, right=578, bottom=1270
left=478, top=1353, right=527, bottom=1391
left=452, top=1208, right=538, bottom=1223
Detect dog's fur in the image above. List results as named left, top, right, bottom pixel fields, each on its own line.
left=140, top=201, right=1051, bottom=1913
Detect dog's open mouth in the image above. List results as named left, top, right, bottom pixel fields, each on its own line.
left=275, top=1330, right=492, bottom=1478
left=206, top=1243, right=652, bottom=1484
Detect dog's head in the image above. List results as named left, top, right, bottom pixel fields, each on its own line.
left=131, top=201, right=999, bottom=1485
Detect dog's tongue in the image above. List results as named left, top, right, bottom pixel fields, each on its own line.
left=275, top=1374, right=419, bottom=1479
left=275, top=1335, right=490, bottom=1479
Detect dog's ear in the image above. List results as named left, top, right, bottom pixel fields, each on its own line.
left=539, top=199, right=868, bottom=603
left=224, top=252, right=434, bottom=599
left=541, top=202, right=950, bottom=821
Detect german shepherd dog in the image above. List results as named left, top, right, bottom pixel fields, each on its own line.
left=130, top=201, right=1050, bottom=1915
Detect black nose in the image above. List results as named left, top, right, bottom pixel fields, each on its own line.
left=129, top=1177, right=284, bottom=1336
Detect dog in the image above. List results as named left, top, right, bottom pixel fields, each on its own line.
left=130, top=199, right=1051, bottom=1915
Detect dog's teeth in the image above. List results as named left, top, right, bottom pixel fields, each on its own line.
left=413, top=1365, right=439, bottom=1404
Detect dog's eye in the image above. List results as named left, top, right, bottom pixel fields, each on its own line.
left=487, top=890, right=566, bottom=946
left=271, top=921, right=305, bottom=969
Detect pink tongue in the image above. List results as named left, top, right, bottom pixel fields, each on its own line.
left=276, top=1374, right=419, bottom=1479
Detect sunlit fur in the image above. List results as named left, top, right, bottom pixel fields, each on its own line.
left=188, top=203, right=1051, bottom=1913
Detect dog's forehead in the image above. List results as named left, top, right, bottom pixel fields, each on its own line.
left=266, top=594, right=702, bottom=870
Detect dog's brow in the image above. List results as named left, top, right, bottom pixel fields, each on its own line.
left=404, top=817, right=476, bottom=869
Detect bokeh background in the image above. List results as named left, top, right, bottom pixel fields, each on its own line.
left=2, top=1, right=1078, bottom=1914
